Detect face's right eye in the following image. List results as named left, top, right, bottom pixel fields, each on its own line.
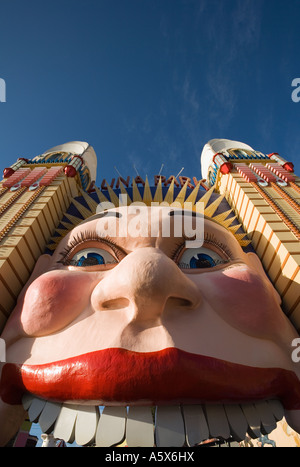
left=70, top=248, right=117, bottom=267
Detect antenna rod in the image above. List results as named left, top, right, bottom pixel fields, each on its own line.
left=175, top=167, right=184, bottom=179
left=158, top=163, right=164, bottom=176
left=114, top=166, right=123, bottom=178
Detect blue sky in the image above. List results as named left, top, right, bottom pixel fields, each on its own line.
left=0, top=0, right=300, bottom=185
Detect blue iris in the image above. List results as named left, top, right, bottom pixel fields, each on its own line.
left=77, top=252, right=105, bottom=267
left=189, top=253, right=216, bottom=269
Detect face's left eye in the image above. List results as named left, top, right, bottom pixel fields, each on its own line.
left=178, top=247, right=227, bottom=270
left=70, top=248, right=117, bottom=267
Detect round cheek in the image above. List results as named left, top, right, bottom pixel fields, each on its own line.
left=197, top=266, right=286, bottom=339
left=20, top=271, right=95, bottom=336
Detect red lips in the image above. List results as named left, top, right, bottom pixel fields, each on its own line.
left=1, top=347, right=300, bottom=410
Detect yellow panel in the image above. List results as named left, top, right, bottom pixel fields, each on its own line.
left=240, top=200, right=254, bottom=231
left=8, top=226, right=29, bottom=236
left=0, top=277, right=16, bottom=311
left=269, top=222, right=290, bottom=232
left=35, top=196, right=60, bottom=226
left=284, top=186, right=300, bottom=200
left=0, top=204, right=22, bottom=228
left=242, top=192, right=264, bottom=199
left=235, top=189, right=245, bottom=214
left=250, top=216, right=266, bottom=249
left=0, top=311, right=7, bottom=333
left=260, top=213, right=283, bottom=223
left=0, top=259, right=23, bottom=293
left=22, top=210, right=51, bottom=241
left=279, top=270, right=300, bottom=307
left=289, top=300, right=300, bottom=332
left=281, top=243, right=300, bottom=255
left=246, top=208, right=260, bottom=236
left=256, top=229, right=278, bottom=265
left=263, top=186, right=286, bottom=199
left=1, top=232, right=42, bottom=261
left=266, top=246, right=291, bottom=283
left=255, top=205, right=277, bottom=215
left=0, top=191, right=21, bottom=205
left=248, top=198, right=269, bottom=206
left=275, top=231, right=298, bottom=242
left=14, top=191, right=39, bottom=205
left=237, top=195, right=250, bottom=222
left=42, top=186, right=65, bottom=217
left=0, top=247, right=30, bottom=281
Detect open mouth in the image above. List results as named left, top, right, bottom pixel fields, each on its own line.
left=2, top=347, right=299, bottom=446
left=23, top=394, right=284, bottom=447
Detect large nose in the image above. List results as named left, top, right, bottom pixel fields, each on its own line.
left=91, top=247, right=201, bottom=322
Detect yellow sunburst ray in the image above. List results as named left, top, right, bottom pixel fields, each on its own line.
left=106, top=184, right=120, bottom=207
left=153, top=177, right=163, bottom=203
left=71, top=198, right=94, bottom=219
left=143, top=176, right=152, bottom=205
left=132, top=178, right=143, bottom=203
left=227, top=223, right=242, bottom=234
left=94, top=186, right=110, bottom=205
left=164, top=178, right=175, bottom=204
left=221, top=215, right=238, bottom=229
left=79, top=188, right=99, bottom=212
left=197, top=185, right=215, bottom=208
left=119, top=181, right=132, bottom=205
left=62, top=212, right=83, bottom=227
left=185, top=181, right=201, bottom=205
left=204, top=195, right=224, bottom=217
left=212, top=209, right=234, bottom=225
left=173, top=180, right=189, bottom=206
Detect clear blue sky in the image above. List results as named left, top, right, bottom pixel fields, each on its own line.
left=0, top=0, right=300, bottom=184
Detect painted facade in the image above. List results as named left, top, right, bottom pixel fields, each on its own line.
left=0, top=139, right=299, bottom=447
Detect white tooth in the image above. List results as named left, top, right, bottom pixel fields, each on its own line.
left=38, top=401, right=62, bottom=434
left=267, top=399, right=284, bottom=421
left=53, top=404, right=78, bottom=443
left=241, top=403, right=261, bottom=438
left=254, top=401, right=276, bottom=434
left=28, top=397, right=47, bottom=423
left=182, top=405, right=209, bottom=446
left=75, top=405, right=99, bottom=446
left=155, top=406, right=185, bottom=447
left=204, top=404, right=230, bottom=439
left=126, top=406, right=154, bottom=447
left=95, top=406, right=127, bottom=447
left=224, top=404, right=248, bottom=442
left=22, top=393, right=34, bottom=411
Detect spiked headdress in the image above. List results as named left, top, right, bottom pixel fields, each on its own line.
left=47, top=178, right=251, bottom=251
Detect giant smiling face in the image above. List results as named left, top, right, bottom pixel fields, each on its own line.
left=0, top=206, right=300, bottom=446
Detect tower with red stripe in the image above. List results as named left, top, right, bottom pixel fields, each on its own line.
left=201, top=139, right=300, bottom=333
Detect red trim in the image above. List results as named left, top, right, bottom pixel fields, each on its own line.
left=3, top=168, right=14, bottom=178
left=64, top=165, right=77, bottom=177
left=283, top=162, right=294, bottom=172
left=220, top=162, right=232, bottom=174
left=212, top=152, right=224, bottom=162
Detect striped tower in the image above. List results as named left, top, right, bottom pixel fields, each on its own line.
left=0, top=141, right=97, bottom=332
left=201, top=139, right=300, bottom=333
